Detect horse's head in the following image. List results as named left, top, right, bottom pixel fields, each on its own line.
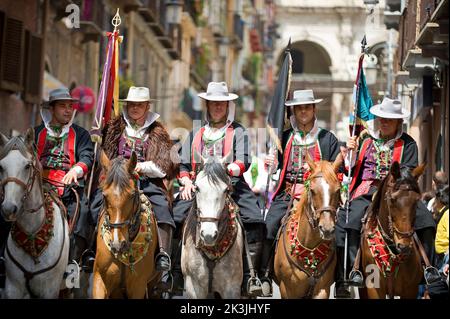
left=194, top=152, right=232, bottom=246
left=304, top=152, right=343, bottom=240
left=100, top=150, right=140, bottom=256
left=0, top=128, right=40, bottom=221
left=382, top=161, right=425, bottom=254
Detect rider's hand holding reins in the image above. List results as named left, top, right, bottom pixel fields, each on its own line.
left=180, top=176, right=196, bottom=200
left=62, top=168, right=79, bottom=185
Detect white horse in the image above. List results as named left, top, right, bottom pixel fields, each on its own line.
left=0, top=129, right=69, bottom=298
left=181, top=154, right=244, bottom=299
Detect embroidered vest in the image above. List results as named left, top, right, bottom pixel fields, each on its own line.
left=285, top=143, right=321, bottom=182
left=118, top=131, right=149, bottom=162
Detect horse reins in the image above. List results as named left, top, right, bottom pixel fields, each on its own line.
left=0, top=160, right=44, bottom=214
left=102, top=181, right=142, bottom=250
left=305, top=173, right=338, bottom=230
left=42, top=177, right=79, bottom=235
left=383, top=183, right=418, bottom=241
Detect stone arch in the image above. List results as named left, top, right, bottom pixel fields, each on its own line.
left=275, top=39, right=333, bottom=75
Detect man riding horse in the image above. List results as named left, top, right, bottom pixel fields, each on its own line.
left=261, top=89, right=341, bottom=296
left=0, top=87, right=94, bottom=288
left=335, top=97, right=438, bottom=298
left=89, top=86, right=178, bottom=289
left=172, top=82, right=266, bottom=297
left=35, top=88, right=94, bottom=270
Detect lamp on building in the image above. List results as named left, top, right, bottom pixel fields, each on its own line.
left=165, top=0, right=184, bottom=25
left=363, top=53, right=378, bottom=85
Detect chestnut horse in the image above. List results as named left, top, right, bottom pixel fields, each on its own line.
left=274, top=154, right=343, bottom=298
left=358, top=162, right=425, bottom=299
left=92, top=151, right=159, bottom=298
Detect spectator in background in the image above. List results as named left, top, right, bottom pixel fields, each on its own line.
left=429, top=184, right=449, bottom=300
left=434, top=184, right=449, bottom=264
left=427, top=171, right=448, bottom=212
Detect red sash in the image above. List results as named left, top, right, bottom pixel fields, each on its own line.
left=190, top=126, right=234, bottom=177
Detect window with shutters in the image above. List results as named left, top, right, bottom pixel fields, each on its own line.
left=23, top=30, right=43, bottom=104
left=0, top=16, right=25, bottom=92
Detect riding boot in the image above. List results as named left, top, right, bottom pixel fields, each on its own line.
left=155, top=224, right=173, bottom=272
left=171, top=238, right=184, bottom=296
left=242, top=241, right=263, bottom=297
left=347, top=229, right=364, bottom=287
left=334, top=246, right=351, bottom=298
left=81, top=235, right=97, bottom=273
left=259, top=239, right=275, bottom=297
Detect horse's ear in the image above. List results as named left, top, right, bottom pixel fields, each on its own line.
left=412, top=163, right=426, bottom=179
left=332, top=152, right=344, bottom=174
left=0, top=132, right=9, bottom=147
left=305, top=150, right=316, bottom=172
left=390, top=161, right=401, bottom=180
left=99, top=149, right=110, bottom=171
left=24, top=128, right=35, bottom=148
left=220, top=151, right=234, bottom=167
left=128, top=151, right=137, bottom=175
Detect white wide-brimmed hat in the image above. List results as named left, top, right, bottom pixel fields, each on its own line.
left=198, top=82, right=239, bottom=101
left=119, top=86, right=157, bottom=102
left=369, top=97, right=410, bottom=119
left=285, top=89, right=323, bottom=106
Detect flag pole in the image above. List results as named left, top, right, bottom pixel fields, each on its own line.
left=263, top=38, right=292, bottom=216
left=86, top=9, right=122, bottom=201
left=343, top=35, right=367, bottom=284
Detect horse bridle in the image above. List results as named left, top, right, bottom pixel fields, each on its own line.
left=305, top=173, right=339, bottom=229
left=103, top=181, right=141, bottom=237
left=193, top=178, right=232, bottom=224
left=0, top=157, right=44, bottom=214
left=383, top=183, right=419, bottom=240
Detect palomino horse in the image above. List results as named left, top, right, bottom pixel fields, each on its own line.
left=274, top=153, right=343, bottom=298
left=358, top=162, right=426, bottom=299
left=182, top=154, right=244, bottom=298
left=92, top=151, right=159, bottom=298
left=0, top=129, right=69, bottom=298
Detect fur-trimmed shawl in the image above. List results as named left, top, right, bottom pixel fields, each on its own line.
left=102, top=116, right=178, bottom=180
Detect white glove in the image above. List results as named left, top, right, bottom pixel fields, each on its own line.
left=136, top=161, right=166, bottom=178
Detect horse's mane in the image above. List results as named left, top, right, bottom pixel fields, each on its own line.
left=369, top=166, right=420, bottom=219
left=103, top=157, right=133, bottom=192
left=202, top=157, right=230, bottom=187
left=0, top=136, right=34, bottom=160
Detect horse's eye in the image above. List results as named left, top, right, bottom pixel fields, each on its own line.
left=24, top=163, right=31, bottom=169
left=0, top=166, right=3, bottom=173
